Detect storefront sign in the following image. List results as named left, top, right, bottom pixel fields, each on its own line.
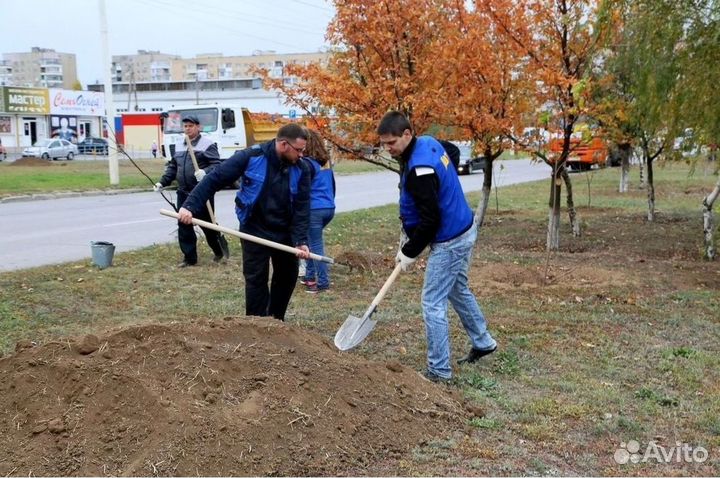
left=2, top=87, right=49, bottom=114
left=49, top=89, right=104, bottom=116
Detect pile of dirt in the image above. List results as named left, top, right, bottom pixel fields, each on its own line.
left=0, top=318, right=472, bottom=476
left=9, top=157, right=52, bottom=167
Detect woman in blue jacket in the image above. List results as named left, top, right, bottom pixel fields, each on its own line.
left=301, top=129, right=335, bottom=293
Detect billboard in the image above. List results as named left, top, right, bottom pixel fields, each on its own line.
left=50, top=115, right=78, bottom=143
left=2, top=87, right=50, bottom=114
left=49, top=89, right=104, bottom=116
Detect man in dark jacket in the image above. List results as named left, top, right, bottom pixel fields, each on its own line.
left=154, top=114, right=228, bottom=267
left=178, top=124, right=311, bottom=321
left=378, top=111, right=497, bottom=383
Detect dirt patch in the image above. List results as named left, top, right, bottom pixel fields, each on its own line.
left=0, top=318, right=469, bottom=476
left=478, top=262, right=632, bottom=290
left=9, top=157, right=52, bottom=167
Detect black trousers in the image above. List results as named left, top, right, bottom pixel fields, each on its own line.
left=241, top=239, right=299, bottom=321
left=176, top=189, right=225, bottom=264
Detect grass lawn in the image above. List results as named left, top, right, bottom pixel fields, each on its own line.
left=0, top=160, right=718, bottom=475
left=0, top=156, right=387, bottom=199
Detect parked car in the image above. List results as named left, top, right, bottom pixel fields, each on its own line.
left=22, top=139, right=78, bottom=160
left=0, top=143, right=6, bottom=161
left=77, top=137, right=109, bottom=155
left=456, top=143, right=486, bottom=175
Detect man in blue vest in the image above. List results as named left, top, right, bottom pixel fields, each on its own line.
left=177, top=124, right=311, bottom=321
left=377, top=111, right=497, bottom=383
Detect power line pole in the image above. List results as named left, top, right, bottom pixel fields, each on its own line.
left=99, top=0, right=119, bottom=185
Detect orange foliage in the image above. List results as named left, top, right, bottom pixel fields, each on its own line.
left=476, top=0, right=608, bottom=163
left=260, top=0, right=457, bottom=164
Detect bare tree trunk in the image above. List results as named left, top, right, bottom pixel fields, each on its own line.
left=638, top=149, right=646, bottom=189
left=703, top=175, right=720, bottom=260
left=547, top=172, right=562, bottom=251
left=619, top=143, right=632, bottom=193
left=475, top=159, right=493, bottom=229
left=647, top=157, right=655, bottom=221
left=560, top=166, right=581, bottom=236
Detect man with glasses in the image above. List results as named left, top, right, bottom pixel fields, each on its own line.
left=178, top=124, right=311, bottom=321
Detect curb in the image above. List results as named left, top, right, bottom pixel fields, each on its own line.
left=0, top=188, right=149, bottom=204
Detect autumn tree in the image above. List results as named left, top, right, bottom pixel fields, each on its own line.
left=261, top=0, right=455, bottom=173
left=478, top=0, right=608, bottom=250
left=435, top=1, right=534, bottom=227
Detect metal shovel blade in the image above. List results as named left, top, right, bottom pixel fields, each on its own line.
left=334, top=314, right=377, bottom=351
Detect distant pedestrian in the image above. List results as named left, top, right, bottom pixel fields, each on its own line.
left=151, top=140, right=158, bottom=158
left=154, top=114, right=229, bottom=267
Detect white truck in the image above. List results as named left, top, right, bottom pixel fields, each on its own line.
left=161, top=105, right=282, bottom=160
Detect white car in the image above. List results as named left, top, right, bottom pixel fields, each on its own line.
left=22, top=138, right=78, bottom=160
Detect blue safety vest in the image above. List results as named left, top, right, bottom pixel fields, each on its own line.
left=399, top=136, right=473, bottom=242
left=234, top=152, right=303, bottom=226
left=307, top=158, right=336, bottom=210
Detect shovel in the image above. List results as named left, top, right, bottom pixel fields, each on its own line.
left=334, top=263, right=403, bottom=350
left=160, top=209, right=334, bottom=263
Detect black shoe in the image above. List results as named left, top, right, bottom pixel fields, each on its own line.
left=212, top=254, right=226, bottom=264
left=457, top=345, right=497, bottom=364
left=178, top=260, right=196, bottom=268
left=422, top=370, right=451, bottom=384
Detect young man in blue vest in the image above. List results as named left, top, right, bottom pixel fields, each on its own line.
left=377, top=111, right=497, bottom=383
left=177, top=124, right=311, bottom=321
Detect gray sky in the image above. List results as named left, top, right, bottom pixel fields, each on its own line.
left=0, top=0, right=335, bottom=87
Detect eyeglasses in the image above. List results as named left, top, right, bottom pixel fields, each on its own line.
left=284, top=140, right=306, bottom=155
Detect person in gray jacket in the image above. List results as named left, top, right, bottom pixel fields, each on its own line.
left=154, top=114, right=229, bottom=267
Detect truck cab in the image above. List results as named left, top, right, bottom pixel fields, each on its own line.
left=162, top=106, right=249, bottom=160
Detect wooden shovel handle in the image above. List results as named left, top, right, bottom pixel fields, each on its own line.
left=160, top=209, right=334, bottom=264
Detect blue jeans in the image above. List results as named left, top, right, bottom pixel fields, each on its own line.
left=305, top=208, right=335, bottom=289
left=422, top=224, right=496, bottom=379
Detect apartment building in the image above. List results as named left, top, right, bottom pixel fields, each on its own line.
left=1, top=47, right=78, bottom=89
left=112, top=50, right=181, bottom=83
left=112, top=49, right=328, bottom=83
left=92, top=50, right=330, bottom=115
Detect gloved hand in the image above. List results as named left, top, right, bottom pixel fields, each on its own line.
left=395, top=250, right=417, bottom=272
left=153, top=182, right=163, bottom=192
left=194, top=169, right=206, bottom=182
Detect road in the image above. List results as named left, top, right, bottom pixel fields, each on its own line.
left=0, top=158, right=550, bottom=271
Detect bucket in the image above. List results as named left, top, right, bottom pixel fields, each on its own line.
left=90, top=241, right=115, bottom=269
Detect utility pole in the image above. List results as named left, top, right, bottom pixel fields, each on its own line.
left=99, top=0, right=119, bottom=185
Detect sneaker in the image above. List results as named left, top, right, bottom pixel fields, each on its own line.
left=457, top=345, right=497, bottom=364
left=178, top=260, right=196, bottom=268
left=305, top=283, right=329, bottom=294
left=421, top=370, right=451, bottom=384
left=300, top=278, right=316, bottom=287
left=213, top=254, right=227, bottom=264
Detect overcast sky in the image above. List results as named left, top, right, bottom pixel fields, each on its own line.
left=0, top=0, right=335, bottom=87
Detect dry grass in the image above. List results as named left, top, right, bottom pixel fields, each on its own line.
left=0, top=161, right=719, bottom=475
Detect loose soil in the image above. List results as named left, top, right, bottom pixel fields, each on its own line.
left=8, top=157, right=53, bottom=167
left=0, top=318, right=475, bottom=476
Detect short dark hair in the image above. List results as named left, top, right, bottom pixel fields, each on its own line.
left=277, top=123, right=308, bottom=142
left=377, top=111, right=412, bottom=136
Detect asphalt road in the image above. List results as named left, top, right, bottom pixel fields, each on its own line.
left=0, top=158, right=550, bottom=271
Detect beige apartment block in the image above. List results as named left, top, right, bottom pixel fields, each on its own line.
left=112, top=50, right=329, bottom=83
left=112, top=50, right=181, bottom=83
left=1, top=47, right=78, bottom=89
